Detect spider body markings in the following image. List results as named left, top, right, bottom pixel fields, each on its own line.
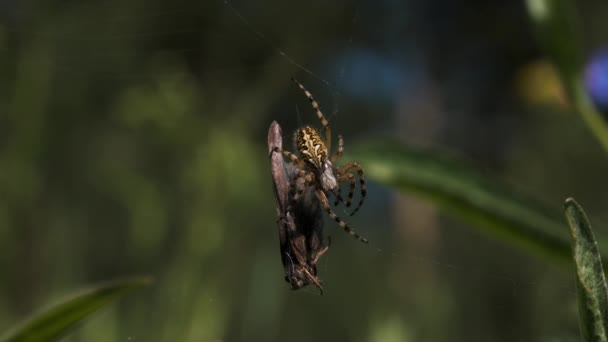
left=273, top=78, right=368, bottom=244
left=296, top=126, right=337, bottom=192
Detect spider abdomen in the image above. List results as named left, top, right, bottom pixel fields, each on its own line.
left=295, top=126, right=328, bottom=169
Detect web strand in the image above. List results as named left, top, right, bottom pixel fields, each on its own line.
left=222, top=0, right=330, bottom=87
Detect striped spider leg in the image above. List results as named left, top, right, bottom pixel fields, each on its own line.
left=329, top=134, right=366, bottom=216
left=275, top=149, right=366, bottom=243
left=337, top=162, right=367, bottom=217
left=276, top=78, right=369, bottom=244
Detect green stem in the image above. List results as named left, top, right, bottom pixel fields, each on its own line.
left=570, top=79, right=608, bottom=154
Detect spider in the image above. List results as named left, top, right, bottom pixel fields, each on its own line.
left=273, top=78, right=368, bottom=244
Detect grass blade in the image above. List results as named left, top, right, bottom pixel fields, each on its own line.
left=350, top=141, right=603, bottom=265
left=0, top=276, right=153, bottom=342
left=565, top=198, right=608, bottom=342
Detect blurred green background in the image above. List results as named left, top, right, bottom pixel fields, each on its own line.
left=2, top=0, right=608, bottom=341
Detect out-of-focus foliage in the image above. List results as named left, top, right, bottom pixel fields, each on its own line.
left=526, top=1, right=608, bottom=340
left=0, top=277, right=152, bottom=342
left=526, top=0, right=608, bottom=152
left=351, top=141, right=592, bottom=265
left=2, top=0, right=608, bottom=341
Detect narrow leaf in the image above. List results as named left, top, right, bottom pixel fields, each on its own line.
left=565, top=198, right=608, bottom=342
left=350, top=141, right=607, bottom=265
left=0, top=276, right=153, bottom=342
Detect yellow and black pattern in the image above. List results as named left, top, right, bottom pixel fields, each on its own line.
left=296, top=126, right=328, bottom=168
left=291, top=78, right=332, bottom=151
left=271, top=79, right=369, bottom=244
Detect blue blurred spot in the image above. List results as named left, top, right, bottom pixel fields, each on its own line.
left=331, top=50, right=417, bottom=102
left=585, top=49, right=608, bottom=111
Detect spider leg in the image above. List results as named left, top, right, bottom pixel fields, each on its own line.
left=337, top=172, right=356, bottom=209
left=315, top=188, right=368, bottom=244
left=330, top=174, right=353, bottom=207
left=303, top=268, right=324, bottom=295
left=288, top=169, right=306, bottom=207
left=291, top=78, right=332, bottom=151
left=330, top=135, right=345, bottom=206
left=332, top=187, right=345, bottom=207
left=311, top=236, right=331, bottom=264
left=338, top=162, right=367, bottom=216
left=272, top=146, right=307, bottom=169
left=288, top=170, right=314, bottom=211
left=330, top=134, right=344, bottom=163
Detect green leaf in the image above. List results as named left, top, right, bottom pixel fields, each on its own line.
left=350, top=141, right=594, bottom=265
left=526, top=0, right=608, bottom=154
left=565, top=198, right=608, bottom=342
left=0, top=276, right=153, bottom=342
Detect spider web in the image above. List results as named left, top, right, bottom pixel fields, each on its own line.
left=0, top=1, right=583, bottom=341
left=225, top=2, right=579, bottom=341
